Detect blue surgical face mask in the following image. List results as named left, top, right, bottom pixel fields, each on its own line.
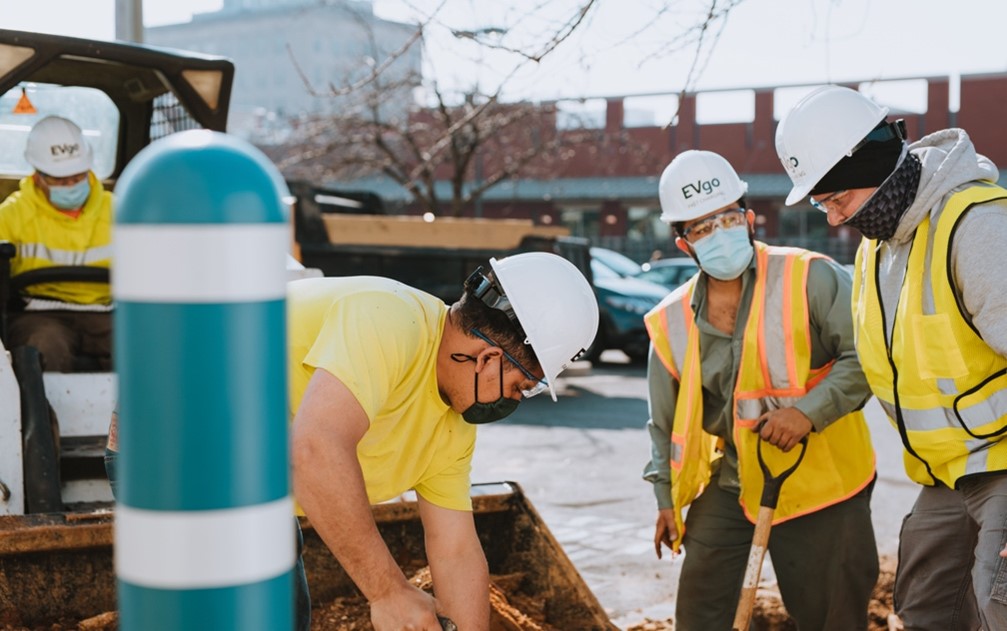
left=690, top=225, right=754, bottom=281
left=47, top=178, right=91, bottom=210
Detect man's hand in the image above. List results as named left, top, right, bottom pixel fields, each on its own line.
left=369, top=584, right=444, bottom=631
left=756, top=407, right=813, bottom=452
left=654, top=508, right=679, bottom=559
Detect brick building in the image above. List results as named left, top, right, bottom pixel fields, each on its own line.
left=345, top=74, right=1007, bottom=264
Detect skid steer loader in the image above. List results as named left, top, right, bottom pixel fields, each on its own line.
left=0, top=29, right=615, bottom=631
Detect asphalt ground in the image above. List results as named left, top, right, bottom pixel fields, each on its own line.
left=470, top=351, right=918, bottom=629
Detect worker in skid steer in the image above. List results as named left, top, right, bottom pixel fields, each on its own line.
left=642, top=150, right=879, bottom=630
left=0, top=115, right=113, bottom=371
left=287, top=252, right=598, bottom=631
left=776, top=85, right=1007, bottom=631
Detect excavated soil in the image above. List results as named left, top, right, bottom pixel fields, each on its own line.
left=0, top=569, right=558, bottom=631
left=312, top=567, right=560, bottom=631
left=1, top=557, right=899, bottom=631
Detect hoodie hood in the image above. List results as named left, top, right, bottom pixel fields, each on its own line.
left=892, top=128, right=999, bottom=243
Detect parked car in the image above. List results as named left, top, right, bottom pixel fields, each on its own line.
left=589, top=246, right=645, bottom=278
left=635, top=257, right=699, bottom=291
left=586, top=247, right=670, bottom=363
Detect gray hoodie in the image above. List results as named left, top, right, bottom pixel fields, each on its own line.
left=872, top=128, right=1007, bottom=356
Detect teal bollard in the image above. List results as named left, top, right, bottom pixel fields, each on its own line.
left=112, top=130, right=293, bottom=630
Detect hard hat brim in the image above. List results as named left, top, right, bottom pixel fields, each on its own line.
left=785, top=183, right=812, bottom=207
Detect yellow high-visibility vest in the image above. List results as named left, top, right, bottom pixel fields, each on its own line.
left=0, top=174, right=112, bottom=305
left=645, top=243, right=875, bottom=549
left=853, top=183, right=1007, bottom=487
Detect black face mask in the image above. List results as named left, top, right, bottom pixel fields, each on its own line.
left=843, top=152, right=922, bottom=241
left=451, top=353, right=520, bottom=424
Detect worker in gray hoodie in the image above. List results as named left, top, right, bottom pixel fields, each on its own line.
left=776, top=84, right=1007, bottom=631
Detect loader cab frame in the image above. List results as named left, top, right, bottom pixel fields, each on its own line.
left=0, top=29, right=234, bottom=516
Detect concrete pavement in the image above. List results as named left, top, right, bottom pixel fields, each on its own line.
left=470, top=353, right=918, bottom=629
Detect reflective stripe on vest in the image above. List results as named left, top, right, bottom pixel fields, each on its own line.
left=1, top=174, right=113, bottom=305
left=645, top=243, right=875, bottom=540
left=644, top=280, right=717, bottom=550
left=853, top=183, right=1007, bottom=487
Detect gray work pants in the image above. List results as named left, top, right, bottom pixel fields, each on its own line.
left=675, top=480, right=879, bottom=631
left=895, top=474, right=1007, bottom=631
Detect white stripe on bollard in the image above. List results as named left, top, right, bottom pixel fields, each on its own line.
left=115, top=497, right=295, bottom=589
left=114, top=225, right=289, bottom=302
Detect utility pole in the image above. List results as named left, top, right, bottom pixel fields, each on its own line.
left=115, top=0, right=144, bottom=43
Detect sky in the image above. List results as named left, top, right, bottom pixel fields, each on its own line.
left=3, top=0, right=1007, bottom=118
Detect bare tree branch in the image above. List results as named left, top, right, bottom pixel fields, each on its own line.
left=266, top=0, right=747, bottom=217
left=285, top=1, right=441, bottom=99
left=450, top=0, right=600, bottom=63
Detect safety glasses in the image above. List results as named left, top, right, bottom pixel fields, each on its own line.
left=470, top=328, right=549, bottom=398
left=682, top=208, right=746, bottom=242
left=809, top=189, right=848, bottom=214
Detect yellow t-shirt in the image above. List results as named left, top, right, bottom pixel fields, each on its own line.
left=287, top=276, right=476, bottom=511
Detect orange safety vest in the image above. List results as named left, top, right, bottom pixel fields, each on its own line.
left=644, top=243, right=875, bottom=549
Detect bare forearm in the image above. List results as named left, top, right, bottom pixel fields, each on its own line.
left=293, top=441, right=407, bottom=601
left=428, top=541, right=490, bottom=630
left=292, top=370, right=441, bottom=630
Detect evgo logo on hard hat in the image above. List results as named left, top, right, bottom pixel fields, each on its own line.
left=681, top=178, right=721, bottom=199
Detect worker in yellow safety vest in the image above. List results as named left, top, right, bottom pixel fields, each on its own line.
left=643, top=150, right=878, bottom=631
left=0, top=115, right=113, bottom=372
left=777, top=84, right=1007, bottom=631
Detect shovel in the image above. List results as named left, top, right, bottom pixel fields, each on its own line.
left=732, top=433, right=808, bottom=631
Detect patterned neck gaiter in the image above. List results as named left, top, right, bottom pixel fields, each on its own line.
left=843, top=152, right=922, bottom=241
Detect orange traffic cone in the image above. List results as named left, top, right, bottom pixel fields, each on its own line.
left=13, top=88, right=37, bottom=114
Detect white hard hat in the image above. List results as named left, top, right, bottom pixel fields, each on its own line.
left=658, top=150, right=748, bottom=223
left=489, top=252, right=599, bottom=401
left=24, top=115, right=94, bottom=177
left=776, top=86, right=888, bottom=206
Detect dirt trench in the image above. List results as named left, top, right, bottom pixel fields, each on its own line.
left=0, top=557, right=898, bottom=631
left=0, top=568, right=561, bottom=631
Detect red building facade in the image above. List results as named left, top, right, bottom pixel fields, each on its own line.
left=368, top=73, right=1007, bottom=264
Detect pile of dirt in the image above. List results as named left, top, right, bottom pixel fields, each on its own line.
left=624, top=555, right=899, bottom=631
left=0, top=611, right=118, bottom=631
left=1, top=557, right=899, bottom=631
left=0, top=567, right=554, bottom=631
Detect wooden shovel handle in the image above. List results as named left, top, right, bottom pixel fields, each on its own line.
left=732, top=505, right=775, bottom=630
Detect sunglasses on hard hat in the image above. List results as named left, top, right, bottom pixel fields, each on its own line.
left=464, top=266, right=529, bottom=337
left=469, top=328, right=549, bottom=399
left=849, top=119, right=907, bottom=155
left=681, top=207, right=746, bottom=242
left=466, top=267, right=513, bottom=316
